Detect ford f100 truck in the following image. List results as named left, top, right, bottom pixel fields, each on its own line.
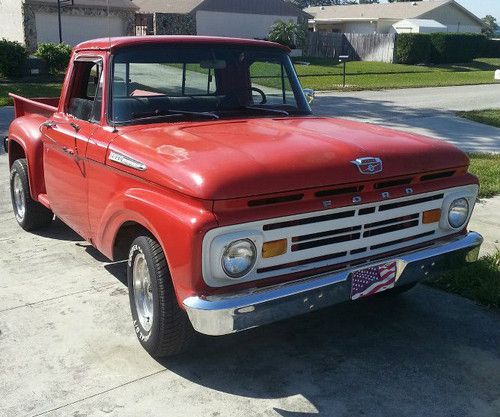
left=6, top=36, right=483, bottom=358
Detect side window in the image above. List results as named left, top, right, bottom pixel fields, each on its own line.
left=67, top=60, right=103, bottom=122
left=249, top=61, right=295, bottom=106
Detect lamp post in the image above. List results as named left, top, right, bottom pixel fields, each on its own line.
left=56, top=0, right=73, bottom=44
left=57, top=0, right=62, bottom=43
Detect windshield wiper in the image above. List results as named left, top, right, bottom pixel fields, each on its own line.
left=118, top=109, right=219, bottom=125
left=242, top=106, right=289, bottom=117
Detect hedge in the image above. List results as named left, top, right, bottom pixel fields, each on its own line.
left=0, top=38, right=28, bottom=78
left=429, top=33, right=486, bottom=64
left=35, top=43, right=72, bottom=74
left=396, top=33, right=432, bottom=65
left=396, top=33, right=488, bottom=64
left=482, top=39, right=500, bottom=58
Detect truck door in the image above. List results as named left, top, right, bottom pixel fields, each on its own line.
left=41, top=58, right=103, bottom=240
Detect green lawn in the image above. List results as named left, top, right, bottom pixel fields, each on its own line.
left=457, top=109, right=500, bottom=129
left=427, top=251, right=500, bottom=309
left=0, top=79, right=62, bottom=107
left=294, top=58, right=500, bottom=91
left=468, top=153, right=500, bottom=199
left=2, top=58, right=500, bottom=106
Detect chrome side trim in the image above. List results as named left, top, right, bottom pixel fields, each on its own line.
left=185, top=232, right=483, bottom=336
left=108, top=151, right=147, bottom=171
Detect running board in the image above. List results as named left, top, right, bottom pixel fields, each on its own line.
left=37, top=193, right=51, bottom=209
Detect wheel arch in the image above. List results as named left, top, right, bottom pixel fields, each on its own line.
left=8, top=138, right=26, bottom=168
left=112, top=221, right=155, bottom=262
left=8, top=115, right=48, bottom=199
left=95, top=188, right=218, bottom=305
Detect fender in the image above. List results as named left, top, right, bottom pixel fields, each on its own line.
left=8, top=115, right=48, bottom=200
left=95, top=186, right=218, bottom=305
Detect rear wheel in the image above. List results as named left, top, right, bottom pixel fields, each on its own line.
left=127, top=235, right=194, bottom=358
left=10, top=159, right=53, bottom=231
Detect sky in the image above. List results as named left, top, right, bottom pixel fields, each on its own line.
left=453, top=0, right=499, bottom=20
left=380, top=0, right=500, bottom=20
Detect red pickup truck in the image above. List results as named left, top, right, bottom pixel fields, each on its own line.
left=6, top=36, right=482, bottom=358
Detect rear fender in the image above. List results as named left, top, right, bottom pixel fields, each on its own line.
left=96, top=187, right=218, bottom=305
left=8, top=115, right=48, bottom=199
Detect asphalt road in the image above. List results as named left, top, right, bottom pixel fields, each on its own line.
left=1, top=86, right=499, bottom=417
left=314, top=84, right=500, bottom=153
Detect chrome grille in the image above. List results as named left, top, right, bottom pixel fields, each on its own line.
left=202, top=185, right=478, bottom=287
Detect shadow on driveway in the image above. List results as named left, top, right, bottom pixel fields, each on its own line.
left=159, top=287, right=500, bottom=417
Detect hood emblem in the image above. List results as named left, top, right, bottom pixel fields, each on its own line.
left=351, top=157, right=382, bottom=175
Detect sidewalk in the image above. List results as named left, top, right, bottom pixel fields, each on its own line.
left=469, top=195, right=500, bottom=256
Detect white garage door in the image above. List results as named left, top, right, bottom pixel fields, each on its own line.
left=35, top=13, right=125, bottom=46
left=196, top=11, right=297, bottom=39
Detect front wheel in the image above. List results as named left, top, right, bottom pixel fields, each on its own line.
left=10, top=158, right=53, bottom=231
left=127, top=235, right=194, bottom=357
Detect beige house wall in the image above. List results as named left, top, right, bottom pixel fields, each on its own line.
left=0, top=0, right=25, bottom=44
left=196, top=10, right=297, bottom=39
left=420, top=4, right=482, bottom=33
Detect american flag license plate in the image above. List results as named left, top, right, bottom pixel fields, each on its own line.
left=350, top=261, right=398, bottom=300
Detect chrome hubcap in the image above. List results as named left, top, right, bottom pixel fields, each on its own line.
left=133, top=253, right=154, bottom=332
left=13, top=173, right=26, bottom=222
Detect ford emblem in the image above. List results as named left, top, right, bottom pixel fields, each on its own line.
left=351, top=157, right=383, bottom=175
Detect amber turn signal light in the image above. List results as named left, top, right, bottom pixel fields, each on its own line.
left=262, top=239, right=287, bottom=258
left=422, top=208, right=441, bottom=224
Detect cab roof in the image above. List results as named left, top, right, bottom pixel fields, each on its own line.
left=74, top=35, right=290, bottom=53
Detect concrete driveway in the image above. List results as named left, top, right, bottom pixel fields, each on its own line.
left=1, top=147, right=499, bottom=417
left=1, top=86, right=499, bottom=417
left=314, top=84, right=500, bottom=153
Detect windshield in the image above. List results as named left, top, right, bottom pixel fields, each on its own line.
left=110, top=45, right=311, bottom=124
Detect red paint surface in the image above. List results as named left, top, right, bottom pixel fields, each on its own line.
left=7, top=36, right=477, bottom=306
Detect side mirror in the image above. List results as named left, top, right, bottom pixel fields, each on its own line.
left=303, top=89, right=315, bottom=105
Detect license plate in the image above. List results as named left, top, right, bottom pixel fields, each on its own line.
left=350, top=260, right=398, bottom=300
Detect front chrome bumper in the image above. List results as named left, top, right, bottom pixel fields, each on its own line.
left=183, top=232, right=483, bottom=336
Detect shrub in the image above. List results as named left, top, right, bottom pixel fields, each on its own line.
left=0, top=38, right=28, bottom=78
left=268, top=20, right=305, bottom=49
left=482, top=39, right=500, bottom=58
left=429, top=33, right=487, bottom=63
left=396, top=33, right=432, bottom=64
left=396, top=33, right=488, bottom=64
left=35, top=43, right=72, bottom=73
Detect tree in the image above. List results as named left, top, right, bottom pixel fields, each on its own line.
left=481, top=15, right=499, bottom=38
left=268, top=20, right=306, bottom=49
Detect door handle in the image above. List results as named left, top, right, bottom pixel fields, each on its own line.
left=70, top=122, right=80, bottom=132
left=42, top=120, right=57, bottom=129
left=62, top=147, right=75, bottom=156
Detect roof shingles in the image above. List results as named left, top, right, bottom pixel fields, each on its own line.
left=306, top=0, right=451, bottom=21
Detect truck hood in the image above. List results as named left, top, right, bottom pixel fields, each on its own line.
left=109, top=117, right=468, bottom=200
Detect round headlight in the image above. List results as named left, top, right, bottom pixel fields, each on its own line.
left=221, top=239, right=257, bottom=279
left=448, top=198, right=469, bottom=229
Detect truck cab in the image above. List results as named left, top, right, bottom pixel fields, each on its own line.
left=7, top=36, right=482, bottom=358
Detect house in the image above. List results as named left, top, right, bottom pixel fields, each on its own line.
left=391, top=19, right=447, bottom=34
left=306, top=0, right=484, bottom=35
left=133, top=0, right=310, bottom=39
left=0, top=0, right=137, bottom=51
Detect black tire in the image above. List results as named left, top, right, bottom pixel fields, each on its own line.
left=127, top=235, right=194, bottom=358
left=10, top=158, right=53, bottom=231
